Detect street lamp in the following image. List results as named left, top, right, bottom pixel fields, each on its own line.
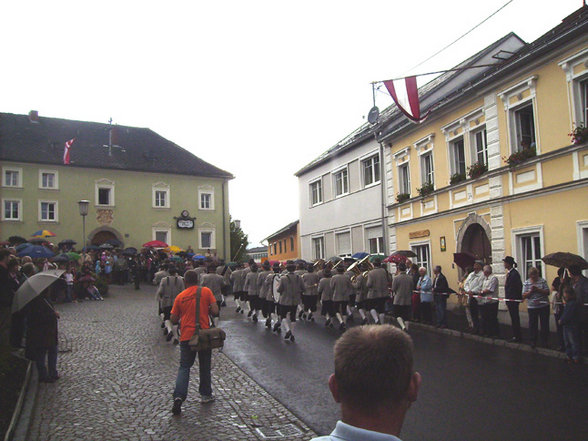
left=78, top=200, right=90, bottom=252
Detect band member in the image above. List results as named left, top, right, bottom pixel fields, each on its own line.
left=391, top=262, right=412, bottom=330
left=244, top=263, right=260, bottom=322
left=277, top=260, right=305, bottom=342
left=295, top=262, right=308, bottom=319
left=366, top=258, right=391, bottom=324
left=318, top=268, right=334, bottom=328
left=344, top=266, right=355, bottom=319
left=193, top=260, right=207, bottom=284
left=200, top=264, right=228, bottom=327
left=301, top=263, right=320, bottom=321
left=330, top=264, right=354, bottom=331
left=352, top=263, right=369, bottom=325
left=216, top=262, right=232, bottom=306
left=157, top=266, right=185, bottom=344
left=230, top=264, right=246, bottom=313
left=267, top=263, right=282, bottom=332
left=257, top=261, right=272, bottom=327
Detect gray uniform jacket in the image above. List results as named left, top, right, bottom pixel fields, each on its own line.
left=277, top=272, right=304, bottom=306
left=257, top=270, right=272, bottom=300
left=157, top=275, right=185, bottom=308
left=353, top=274, right=368, bottom=303
left=153, top=270, right=169, bottom=286
left=366, top=267, right=390, bottom=299
left=318, top=277, right=333, bottom=302
left=302, top=272, right=320, bottom=297
left=231, top=269, right=246, bottom=292
left=330, top=274, right=353, bottom=302
left=244, top=271, right=260, bottom=296
left=295, top=270, right=307, bottom=278
left=194, top=267, right=206, bottom=284
left=264, top=273, right=280, bottom=301
left=201, top=273, right=228, bottom=301
left=391, top=273, right=413, bottom=306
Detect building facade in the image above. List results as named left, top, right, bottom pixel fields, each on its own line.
left=1, top=112, right=233, bottom=258
left=265, top=220, right=300, bottom=261
left=247, top=246, right=269, bottom=263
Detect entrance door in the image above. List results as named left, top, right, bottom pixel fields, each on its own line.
left=461, top=223, right=491, bottom=263
left=91, top=230, right=118, bottom=246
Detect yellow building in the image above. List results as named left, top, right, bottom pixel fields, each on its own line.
left=379, top=7, right=588, bottom=296
left=265, top=220, right=301, bottom=262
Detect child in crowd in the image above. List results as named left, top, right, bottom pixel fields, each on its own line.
left=64, top=268, right=75, bottom=302
left=559, top=286, right=581, bottom=364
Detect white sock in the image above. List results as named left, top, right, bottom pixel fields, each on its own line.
left=290, top=320, right=296, bottom=334
left=346, top=305, right=353, bottom=316
left=379, top=313, right=386, bottom=324
left=282, top=318, right=291, bottom=333
left=336, top=312, right=344, bottom=325
left=213, top=316, right=219, bottom=327
left=397, top=317, right=406, bottom=331
left=247, top=301, right=251, bottom=312
left=358, top=309, right=367, bottom=320
left=236, top=299, right=242, bottom=309
left=165, top=320, right=173, bottom=335
left=221, top=294, right=225, bottom=303
left=160, top=313, right=165, bottom=321
left=297, top=304, right=303, bottom=314
left=370, top=309, right=379, bottom=323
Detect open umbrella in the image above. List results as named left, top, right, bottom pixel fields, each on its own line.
left=66, top=252, right=81, bottom=261
left=106, top=238, right=123, bottom=247
left=542, top=252, right=588, bottom=270
left=384, top=253, right=408, bottom=264
left=165, top=245, right=184, bottom=254
left=170, top=256, right=183, bottom=262
left=328, top=256, right=342, bottom=263
left=453, top=252, right=476, bottom=271
left=12, top=269, right=65, bottom=312
left=9, top=235, right=27, bottom=245
left=15, top=243, right=32, bottom=252
left=393, top=250, right=417, bottom=258
left=369, top=254, right=386, bottom=263
left=29, top=237, right=50, bottom=244
left=351, top=252, right=369, bottom=259
left=143, top=240, right=169, bottom=248
left=58, top=239, right=77, bottom=247
left=122, top=247, right=137, bottom=256
left=51, top=254, right=70, bottom=263
left=99, top=243, right=114, bottom=249
left=31, top=230, right=56, bottom=238
left=82, top=245, right=100, bottom=251
left=192, top=254, right=206, bottom=261
left=79, top=274, right=96, bottom=283
left=17, top=245, right=55, bottom=259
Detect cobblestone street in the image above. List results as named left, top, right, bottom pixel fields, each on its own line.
left=27, top=285, right=316, bottom=441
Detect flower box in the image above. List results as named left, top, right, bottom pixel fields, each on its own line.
left=467, top=162, right=488, bottom=179
left=396, top=193, right=410, bottom=203
left=417, top=182, right=434, bottom=197
left=450, top=173, right=466, bottom=185
left=504, top=147, right=536, bottom=168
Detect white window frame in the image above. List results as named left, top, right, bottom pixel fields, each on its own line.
left=312, top=236, right=325, bottom=260
left=368, top=236, right=384, bottom=254
left=2, top=199, right=22, bottom=221
left=577, top=220, right=588, bottom=277
left=361, top=154, right=381, bottom=188
left=152, top=182, right=170, bottom=209
left=198, top=228, right=216, bottom=249
left=95, top=179, right=115, bottom=207
left=2, top=166, right=22, bottom=188
left=332, top=166, right=349, bottom=197
left=309, top=178, right=323, bottom=206
left=559, top=48, right=588, bottom=128
left=471, top=127, right=488, bottom=166
left=410, top=241, right=431, bottom=275
left=498, top=75, right=540, bottom=155
left=449, top=136, right=466, bottom=176
left=420, top=151, right=435, bottom=186
left=512, top=102, right=537, bottom=153
left=39, top=169, right=58, bottom=190
left=511, top=225, right=545, bottom=280
left=152, top=225, right=171, bottom=245
left=397, top=162, right=411, bottom=195
left=38, top=200, right=58, bottom=222
left=335, top=230, right=352, bottom=257
left=199, top=190, right=215, bottom=210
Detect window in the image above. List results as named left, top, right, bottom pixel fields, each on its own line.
left=411, top=244, right=430, bottom=274
left=362, top=154, right=380, bottom=186
left=581, top=78, right=588, bottom=126
left=3, top=168, right=21, bottom=187
left=2, top=199, right=21, bottom=221
left=312, top=237, right=325, bottom=260
left=95, top=180, right=115, bottom=206
left=420, top=152, right=434, bottom=186
left=336, top=232, right=351, bottom=257
left=513, top=104, right=536, bottom=152
left=152, top=183, right=170, bottom=208
left=520, top=234, right=543, bottom=279
left=199, top=191, right=214, bottom=210
left=333, top=168, right=349, bottom=197
left=39, top=201, right=57, bottom=222
left=39, top=170, right=58, bottom=189
left=273, top=243, right=277, bottom=255
left=155, top=230, right=168, bottom=244
left=473, top=128, right=488, bottom=165
left=310, top=180, right=322, bottom=205
left=398, top=163, right=411, bottom=195
left=279, top=241, right=283, bottom=254
left=155, top=190, right=167, bottom=208
left=98, top=188, right=111, bottom=205
left=199, top=229, right=215, bottom=249
left=366, top=227, right=384, bottom=254
left=450, top=137, right=466, bottom=176
left=290, top=237, right=294, bottom=252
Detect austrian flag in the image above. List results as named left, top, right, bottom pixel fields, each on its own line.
left=383, top=76, right=430, bottom=123
left=63, top=138, right=75, bottom=165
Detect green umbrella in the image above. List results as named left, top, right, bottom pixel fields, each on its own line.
left=170, top=256, right=183, bottom=262
left=66, top=252, right=81, bottom=261
left=369, top=254, right=386, bottom=263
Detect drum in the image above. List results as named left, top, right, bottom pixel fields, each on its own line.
left=272, top=274, right=282, bottom=303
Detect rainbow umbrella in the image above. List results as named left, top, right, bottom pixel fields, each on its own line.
left=31, top=230, right=56, bottom=238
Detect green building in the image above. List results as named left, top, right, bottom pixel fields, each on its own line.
left=0, top=111, right=233, bottom=258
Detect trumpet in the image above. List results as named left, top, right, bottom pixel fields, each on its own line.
left=313, top=259, right=326, bottom=270
left=349, top=256, right=374, bottom=283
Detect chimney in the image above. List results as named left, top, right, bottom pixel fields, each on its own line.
left=28, top=110, right=39, bottom=123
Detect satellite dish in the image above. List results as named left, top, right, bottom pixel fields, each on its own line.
left=368, top=106, right=380, bottom=124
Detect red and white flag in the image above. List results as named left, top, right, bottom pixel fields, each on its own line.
left=63, top=138, right=75, bottom=165
left=383, top=76, right=430, bottom=122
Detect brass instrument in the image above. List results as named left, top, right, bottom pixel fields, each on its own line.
left=332, top=260, right=342, bottom=272
left=350, top=256, right=374, bottom=283
left=313, top=259, right=326, bottom=270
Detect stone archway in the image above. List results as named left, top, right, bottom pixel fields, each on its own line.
left=88, top=226, right=124, bottom=247
left=456, top=213, right=492, bottom=264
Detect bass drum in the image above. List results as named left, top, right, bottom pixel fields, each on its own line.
left=272, top=274, right=282, bottom=303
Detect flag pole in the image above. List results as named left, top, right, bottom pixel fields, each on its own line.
left=371, top=63, right=501, bottom=85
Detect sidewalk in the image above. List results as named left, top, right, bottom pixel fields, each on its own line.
left=25, top=285, right=316, bottom=441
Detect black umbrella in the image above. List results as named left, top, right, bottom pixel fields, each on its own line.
left=83, top=245, right=100, bottom=251
left=122, top=247, right=137, bottom=256
left=394, top=250, right=417, bottom=258
left=9, top=235, right=27, bottom=245
left=542, top=252, right=588, bottom=270
left=52, top=254, right=70, bottom=263
left=58, top=239, right=77, bottom=246
left=106, top=238, right=123, bottom=247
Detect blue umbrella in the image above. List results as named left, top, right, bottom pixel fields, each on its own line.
left=16, top=243, right=32, bottom=252
left=352, top=252, right=369, bottom=259
left=17, top=245, right=55, bottom=259
left=192, top=254, right=206, bottom=261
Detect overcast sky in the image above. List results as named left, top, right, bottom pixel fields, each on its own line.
left=1, top=0, right=583, bottom=247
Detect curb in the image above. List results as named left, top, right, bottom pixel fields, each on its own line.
left=3, top=360, right=34, bottom=441
left=409, top=322, right=588, bottom=363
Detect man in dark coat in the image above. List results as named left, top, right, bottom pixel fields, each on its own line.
left=503, top=256, right=523, bottom=342
left=432, top=266, right=450, bottom=328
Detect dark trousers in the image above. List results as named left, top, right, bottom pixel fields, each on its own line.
left=173, top=342, right=212, bottom=401
left=35, top=345, right=58, bottom=380
left=411, top=293, right=421, bottom=321
left=528, top=306, right=550, bottom=346
left=434, top=294, right=447, bottom=326
left=420, top=302, right=433, bottom=324
left=393, top=305, right=411, bottom=322
left=554, top=311, right=565, bottom=349
left=480, top=302, right=499, bottom=337
left=469, top=297, right=480, bottom=333
left=506, top=300, right=522, bottom=341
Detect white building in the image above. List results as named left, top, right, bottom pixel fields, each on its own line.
left=295, top=127, right=387, bottom=260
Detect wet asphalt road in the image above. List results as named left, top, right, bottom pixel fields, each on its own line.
left=220, top=300, right=588, bottom=441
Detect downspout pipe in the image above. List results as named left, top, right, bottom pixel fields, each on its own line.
left=222, top=181, right=227, bottom=260
left=378, top=135, right=388, bottom=257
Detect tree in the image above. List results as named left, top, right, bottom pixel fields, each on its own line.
left=230, top=216, right=249, bottom=263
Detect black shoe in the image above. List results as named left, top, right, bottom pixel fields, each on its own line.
left=172, top=398, right=182, bottom=415
left=290, top=334, right=295, bottom=342
left=236, top=307, right=241, bottom=313
left=163, top=329, right=168, bottom=336
left=161, top=322, right=165, bottom=328
left=308, top=314, right=314, bottom=322
left=221, top=301, right=226, bottom=307
left=284, top=331, right=292, bottom=340
left=325, top=319, right=330, bottom=327
left=347, top=315, right=354, bottom=323
left=339, top=322, right=346, bottom=332
left=252, top=315, right=258, bottom=323
left=173, top=338, right=179, bottom=345
left=166, top=332, right=173, bottom=342
left=361, top=318, right=368, bottom=325
left=247, top=310, right=253, bottom=318
left=265, top=318, right=271, bottom=328
left=298, top=310, right=304, bottom=320
left=273, top=323, right=281, bottom=333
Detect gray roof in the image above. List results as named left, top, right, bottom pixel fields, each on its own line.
left=247, top=246, right=268, bottom=254
left=264, top=220, right=299, bottom=242
left=0, top=112, right=233, bottom=179
left=296, top=6, right=588, bottom=177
